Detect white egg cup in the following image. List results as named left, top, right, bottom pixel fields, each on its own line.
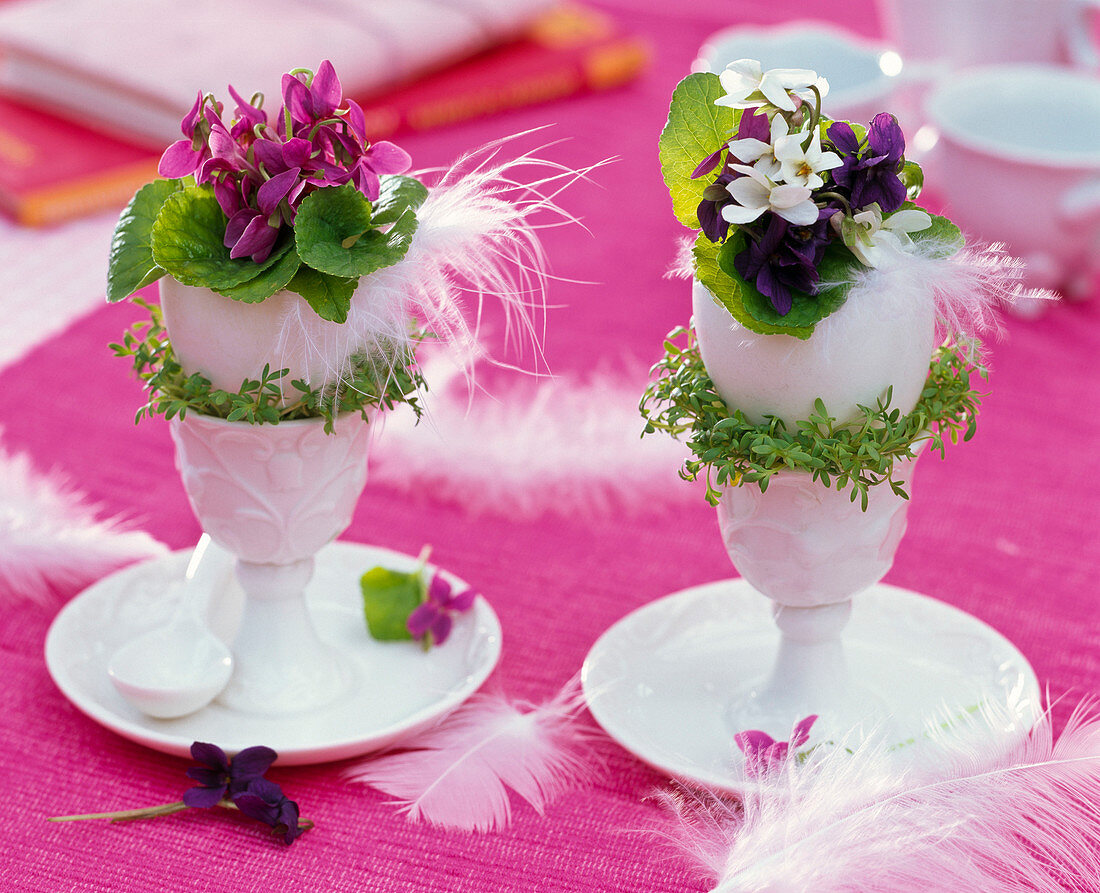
left=583, top=281, right=1040, bottom=784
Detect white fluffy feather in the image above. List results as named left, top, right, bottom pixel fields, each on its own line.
left=345, top=677, right=599, bottom=832
left=371, top=353, right=692, bottom=518
left=0, top=437, right=167, bottom=603
left=674, top=234, right=1052, bottom=359
left=274, top=136, right=602, bottom=390
left=658, top=700, right=1100, bottom=892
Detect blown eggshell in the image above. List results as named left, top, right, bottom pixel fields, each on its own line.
left=159, top=278, right=327, bottom=394
left=691, top=277, right=936, bottom=427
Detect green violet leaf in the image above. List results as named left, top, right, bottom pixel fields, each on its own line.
left=372, top=174, right=429, bottom=226
left=659, top=72, right=735, bottom=229
left=695, top=233, right=814, bottom=339
left=107, top=178, right=182, bottom=303
left=295, top=183, right=419, bottom=279
left=151, top=186, right=281, bottom=290
left=360, top=565, right=424, bottom=641
left=215, top=240, right=300, bottom=303
left=285, top=265, right=356, bottom=323
left=910, top=209, right=963, bottom=257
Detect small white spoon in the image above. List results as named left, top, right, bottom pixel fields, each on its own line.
left=108, top=535, right=234, bottom=718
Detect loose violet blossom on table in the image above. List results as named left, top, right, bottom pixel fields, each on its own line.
left=50, top=742, right=312, bottom=845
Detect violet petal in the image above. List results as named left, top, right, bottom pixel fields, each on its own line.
left=364, top=140, right=412, bottom=176
left=183, top=785, right=225, bottom=809
left=257, top=167, right=301, bottom=216
left=407, top=603, right=438, bottom=639
left=158, top=140, right=201, bottom=178
left=429, top=612, right=454, bottom=645
left=310, top=60, right=342, bottom=119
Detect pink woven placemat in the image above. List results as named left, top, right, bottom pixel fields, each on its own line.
left=2, top=1, right=1097, bottom=889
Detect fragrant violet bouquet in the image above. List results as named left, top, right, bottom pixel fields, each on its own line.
left=109, top=61, right=569, bottom=427
left=100, top=62, right=583, bottom=721
left=643, top=60, right=1026, bottom=507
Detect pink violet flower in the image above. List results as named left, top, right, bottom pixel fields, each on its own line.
left=407, top=573, right=477, bottom=646
left=154, top=61, right=414, bottom=263
left=734, top=714, right=818, bottom=779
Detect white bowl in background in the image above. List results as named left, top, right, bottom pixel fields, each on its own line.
left=694, top=21, right=903, bottom=127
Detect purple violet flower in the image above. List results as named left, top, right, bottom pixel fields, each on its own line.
left=182, top=741, right=277, bottom=808
left=233, top=778, right=309, bottom=845
left=407, top=573, right=477, bottom=646
left=827, top=113, right=907, bottom=214
left=695, top=108, right=771, bottom=242
left=735, top=714, right=818, bottom=779
left=732, top=211, right=830, bottom=315
left=154, top=61, right=414, bottom=264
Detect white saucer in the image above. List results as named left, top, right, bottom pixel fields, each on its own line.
left=45, top=542, right=501, bottom=765
left=582, top=579, right=1041, bottom=791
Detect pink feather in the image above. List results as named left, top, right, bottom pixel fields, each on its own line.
left=344, top=677, right=599, bottom=832
left=0, top=437, right=167, bottom=603
left=657, top=700, right=1100, bottom=892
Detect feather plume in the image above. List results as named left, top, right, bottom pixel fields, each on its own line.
left=673, top=234, right=1054, bottom=360
left=0, top=436, right=167, bottom=603
left=657, top=699, right=1100, bottom=892
left=274, top=135, right=605, bottom=390
left=371, top=352, right=692, bottom=519
left=345, top=676, right=600, bottom=832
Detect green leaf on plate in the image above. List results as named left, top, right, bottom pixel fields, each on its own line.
left=150, top=185, right=282, bottom=290
left=360, top=565, right=425, bottom=642
left=285, top=265, right=356, bottom=323
left=106, top=178, right=182, bottom=303
left=659, top=72, right=735, bottom=229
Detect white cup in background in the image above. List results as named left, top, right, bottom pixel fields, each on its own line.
left=925, top=64, right=1100, bottom=296
left=878, top=0, right=1100, bottom=71
left=694, top=22, right=903, bottom=127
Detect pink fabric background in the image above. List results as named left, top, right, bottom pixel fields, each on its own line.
left=2, top=1, right=1098, bottom=889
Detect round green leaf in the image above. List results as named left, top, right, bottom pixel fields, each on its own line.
left=372, top=175, right=429, bottom=226
left=295, top=183, right=418, bottom=279
left=151, top=186, right=276, bottom=290
left=215, top=240, right=300, bottom=303
left=286, top=265, right=356, bottom=323
left=107, top=178, right=182, bottom=302
left=659, top=72, right=735, bottom=229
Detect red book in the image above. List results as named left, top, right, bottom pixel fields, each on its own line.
left=0, top=3, right=647, bottom=225
left=0, top=96, right=158, bottom=226
left=355, top=4, right=650, bottom=140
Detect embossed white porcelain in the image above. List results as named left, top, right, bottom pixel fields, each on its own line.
left=925, top=65, right=1100, bottom=296
left=582, top=580, right=1041, bottom=791
left=170, top=412, right=372, bottom=715
left=46, top=543, right=503, bottom=765
left=716, top=456, right=921, bottom=737
left=691, top=278, right=936, bottom=427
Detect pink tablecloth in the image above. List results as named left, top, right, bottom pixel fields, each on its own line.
left=2, top=1, right=1098, bottom=890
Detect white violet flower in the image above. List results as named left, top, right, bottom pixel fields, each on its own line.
left=722, top=164, right=819, bottom=226
left=727, top=114, right=789, bottom=179
left=840, top=205, right=933, bottom=267
left=715, top=59, right=828, bottom=113
left=773, top=129, right=842, bottom=189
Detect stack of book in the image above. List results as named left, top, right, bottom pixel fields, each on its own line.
left=0, top=1, right=648, bottom=226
